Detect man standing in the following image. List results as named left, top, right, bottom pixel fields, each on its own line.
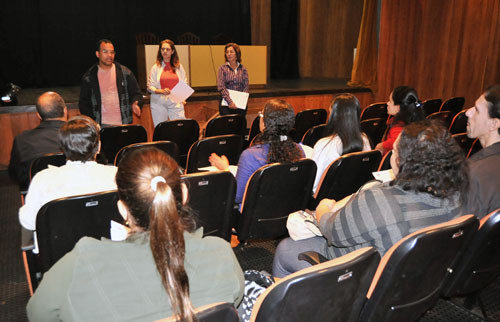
left=464, top=85, right=500, bottom=218
left=79, top=39, right=143, bottom=125
left=9, top=91, right=67, bottom=190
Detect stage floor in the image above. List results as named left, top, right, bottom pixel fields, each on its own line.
left=11, top=78, right=369, bottom=106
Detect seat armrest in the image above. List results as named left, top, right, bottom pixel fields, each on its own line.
left=298, top=251, right=329, bottom=265
left=21, top=227, right=35, bottom=251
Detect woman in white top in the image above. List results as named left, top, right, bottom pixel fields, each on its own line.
left=312, top=94, right=371, bottom=192
left=147, top=39, right=187, bottom=126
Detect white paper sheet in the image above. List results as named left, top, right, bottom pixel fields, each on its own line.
left=372, top=169, right=395, bottom=183
left=198, top=165, right=238, bottom=177
left=169, top=81, right=195, bottom=104
left=221, top=89, right=249, bottom=110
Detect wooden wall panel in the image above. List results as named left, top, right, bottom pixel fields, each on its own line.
left=298, top=0, right=364, bottom=78
left=377, top=0, right=500, bottom=108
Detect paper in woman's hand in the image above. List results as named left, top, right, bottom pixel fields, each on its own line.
left=169, top=81, right=194, bottom=104
left=221, top=89, right=249, bottom=109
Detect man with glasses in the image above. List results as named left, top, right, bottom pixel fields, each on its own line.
left=79, top=39, right=143, bottom=126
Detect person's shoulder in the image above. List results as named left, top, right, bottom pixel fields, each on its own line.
left=82, top=64, right=98, bottom=79
left=115, top=62, right=131, bottom=73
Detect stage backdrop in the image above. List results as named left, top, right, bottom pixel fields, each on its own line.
left=0, top=0, right=251, bottom=87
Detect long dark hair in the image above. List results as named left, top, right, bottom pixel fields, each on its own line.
left=116, top=148, right=196, bottom=321
left=156, top=39, right=180, bottom=68
left=255, top=99, right=303, bottom=163
left=392, top=86, right=425, bottom=125
left=392, top=120, right=468, bottom=203
left=323, top=94, right=364, bottom=155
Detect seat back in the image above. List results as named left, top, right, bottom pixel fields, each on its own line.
left=238, top=159, right=316, bottom=241
left=247, top=115, right=261, bottom=146
left=360, top=103, right=388, bottom=121
left=30, top=152, right=66, bottom=180
left=177, top=31, right=201, bottom=45
left=114, top=141, right=178, bottom=166
left=314, top=150, right=382, bottom=203
left=452, top=133, right=475, bottom=156
left=448, top=110, right=468, bottom=134
left=360, top=118, right=387, bottom=148
left=292, top=109, right=327, bottom=142
left=442, top=209, right=500, bottom=297
left=156, top=302, right=239, bottom=322
left=205, top=114, right=247, bottom=138
left=100, top=125, right=147, bottom=163
left=440, top=97, right=465, bottom=117
left=251, top=247, right=381, bottom=322
left=181, top=171, right=236, bottom=241
left=35, top=190, right=124, bottom=274
left=301, top=124, right=327, bottom=148
left=185, top=134, right=243, bottom=174
left=360, top=215, right=479, bottom=322
left=426, top=110, right=452, bottom=127
left=467, top=138, right=482, bottom=159
left=153, top=119, right=200, bottom=167
left=422, top=98, right=442, bottom=116
left=377, top=150, right=393, bottom=171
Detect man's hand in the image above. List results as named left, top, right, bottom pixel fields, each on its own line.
left=132, top=101, right=141, bottom=117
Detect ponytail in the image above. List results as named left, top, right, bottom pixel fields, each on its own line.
left=150, top=180, right=196, bottom=322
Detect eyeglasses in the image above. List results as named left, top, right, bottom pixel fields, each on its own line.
left=101, top=49, right=115, bottom=55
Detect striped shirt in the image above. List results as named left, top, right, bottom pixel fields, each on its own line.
left=217, top=62, right=249, bottom=106
left=319, top=181, right=461, bottom=259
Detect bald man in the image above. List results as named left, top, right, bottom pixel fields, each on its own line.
left=9, top=91, right=68, bottom=190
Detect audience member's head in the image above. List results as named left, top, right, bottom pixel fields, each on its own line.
left=58, top=116, right=100, bottom=162
left=115, top=147, right=196, bottom=321
left=389, top=86, right=425, bottom=125
left=325, top=93, right=363, bottom=155
left=257, top=99, right=302, bottom=163
left=224, top=43, right=242, bottom=63
left=36, top=91, right=67, bottom=121
left=391, top=119, right=468, bottom=202
left=466, top=84, right=500, bottom=147
left=156, top=39, right=180, bottom=68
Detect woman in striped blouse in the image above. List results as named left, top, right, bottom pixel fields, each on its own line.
left=217, top=43, right=249, bottom=116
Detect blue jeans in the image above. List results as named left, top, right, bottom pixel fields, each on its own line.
left=272, top=236, right=330, bottom=278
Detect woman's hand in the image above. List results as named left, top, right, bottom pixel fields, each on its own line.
left=156, top=88, right=171, bottom=95
left=374, top=142, right=384, bottom=152
left=209, top=153, right=230, bottom=171
left=229, top=102, right=237, bottom=109
left=315, top=198, right=336, bottom=223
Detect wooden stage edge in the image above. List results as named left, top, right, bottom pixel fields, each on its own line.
left=0, top=86, right=374, bottom=170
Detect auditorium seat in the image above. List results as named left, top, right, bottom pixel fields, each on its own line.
left=251, top=247, right=380, bottom=322
left=153, top=119, right=200, bottom=169
left=360, top=118, right=387, bottom=148
left=185, top=134, right=243, bottom=174
left=360, top=102, right=388, bottom=121
left=378, top=150, right=393, bottom=171
left=204, top=114, right=247, bottom=138
left=422, top=98, right=443, bottom=116
left=291, top=108, right=327, bottom=142
left=440, top=97, right=465, bottom=118
left=114, top=141, right=178, bottom=166
left=449, top=110, right=468, bottom=134
left=311, top=150, right=381, bottom=209
left=426, top=110, right=452, bottom=127
left=237, top=159, right=316, bottom=242
left=30, top=152, right=66, bottom=181
left=157, top=302, right=239, bottom=322
left=301, top=124, right=327, bottom=148
left=100, top=125, right=147, bottom=164
left=452, top=133, right=475, bottom=156
left=247, top=115, right=261, bottom=147
left=181, top=171, right=236, bottom=242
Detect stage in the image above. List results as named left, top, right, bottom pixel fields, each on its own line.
left=0, top=78, right=373, bottom=169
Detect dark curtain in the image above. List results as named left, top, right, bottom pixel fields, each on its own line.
left=271, top=0, right=299, bottom=79
left=0, top=0, right=251, bottom=87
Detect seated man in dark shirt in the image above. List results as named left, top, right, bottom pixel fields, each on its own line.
left=464, top=85, right=500, bottom=218
left=8, top=91, right=67, bottom=190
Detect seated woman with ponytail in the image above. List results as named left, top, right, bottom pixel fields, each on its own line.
left=27, top=148, right=244, bottom=322
left=209, top=99, right=305, bottom=206
left=375, top=86, right=425, bottom=155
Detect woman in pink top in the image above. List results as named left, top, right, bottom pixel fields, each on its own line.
left=375, top=86, right=425, bottom=155
left=148, top=39, right=188, bottom=126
